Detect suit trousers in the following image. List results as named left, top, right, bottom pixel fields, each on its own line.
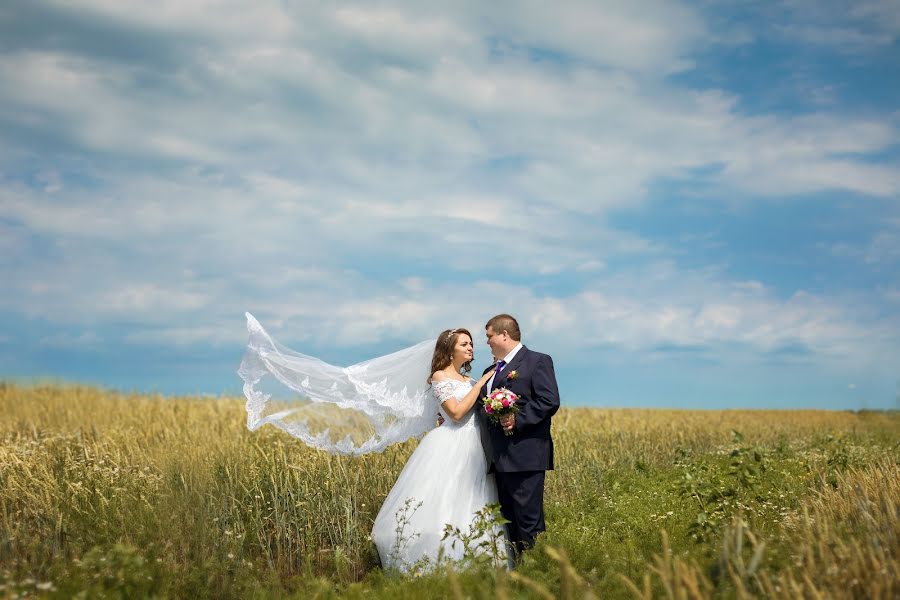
left=495, top=470, right=546, bottom=557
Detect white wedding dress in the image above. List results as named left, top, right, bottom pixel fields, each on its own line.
left=371, top=377, right=503, bottom=572
left=237, top=313, right=504, bottom=572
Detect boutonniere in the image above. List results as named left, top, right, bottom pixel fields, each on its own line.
left=507, top=370, right=519, bottom=380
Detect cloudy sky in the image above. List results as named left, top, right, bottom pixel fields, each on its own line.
left=1, top=0, right=898, bottom=409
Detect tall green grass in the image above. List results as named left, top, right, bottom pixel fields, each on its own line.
left=1, top=383, right=897, bottom=598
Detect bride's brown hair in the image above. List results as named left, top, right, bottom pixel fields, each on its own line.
left=427, top=328, right=473, bottom=383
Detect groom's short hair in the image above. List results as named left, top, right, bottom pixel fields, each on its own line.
left=485, top=314, right=521, bottom=341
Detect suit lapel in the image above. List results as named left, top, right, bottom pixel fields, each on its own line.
left=493, top=346, right=528, bottom=389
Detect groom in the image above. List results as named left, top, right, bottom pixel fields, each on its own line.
left=478, top=314, right=560, bottom=563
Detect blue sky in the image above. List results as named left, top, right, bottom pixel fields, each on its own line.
left=1, top=0, right=898, bottom=409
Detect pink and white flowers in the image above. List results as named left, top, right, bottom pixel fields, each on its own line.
left=482, top=388, right=520, bottom=436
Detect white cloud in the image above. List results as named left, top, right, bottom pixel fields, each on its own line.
left=0, top=0, right=898, bottom=390
left=334, top=6, right=473, bottom=54
left=124, top=325, right=238, bottom=347
left=864, top=232, right=900, bottom=265
left=478, top=0, right=706, bottom=73
left=48, top=0, right=297, bottom=40
left=826, top=224, right=900, bottom=266
left=101, top=284, right=209, bottom=313
left=3, top=189, right=897, bottom=377
left=777, top=24, right=894, bottom=49
left=852, top=0, right=900, bottom=34
left=1, top=1, right=896, bottom=211
left=733, top=281, right=765, bottom=293
left=780, top=0, right=900, bottom=44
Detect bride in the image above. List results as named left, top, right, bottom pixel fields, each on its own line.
left=237, top=316, right=504, bottom=572
left=371, top=328, right=497, bottom=571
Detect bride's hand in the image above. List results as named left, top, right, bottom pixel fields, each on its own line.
left=479, top=371, right=493, bottom=385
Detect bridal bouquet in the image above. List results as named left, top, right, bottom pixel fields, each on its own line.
left=483, top=388, right=520, bottom=436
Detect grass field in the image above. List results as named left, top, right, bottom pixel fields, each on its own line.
left=1, top=383, right=898, bottom=598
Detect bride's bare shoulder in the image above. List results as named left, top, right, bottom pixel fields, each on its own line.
left=431, top=371, right=448, bottom=383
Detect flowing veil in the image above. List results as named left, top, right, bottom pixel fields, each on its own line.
left=237, top=313, right=438, bottom=455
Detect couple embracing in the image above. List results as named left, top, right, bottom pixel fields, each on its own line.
left=371, top=314, right=560, bottom=571
left=239, top=312, right=560, bottom=573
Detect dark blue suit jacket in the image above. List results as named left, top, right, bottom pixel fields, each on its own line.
left=477, top=346, right=560, bottom=473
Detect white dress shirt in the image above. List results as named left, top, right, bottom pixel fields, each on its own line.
left=488, top=342, right=523, bottom=391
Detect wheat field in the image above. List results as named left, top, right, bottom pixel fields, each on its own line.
left=1, top=383, right=897, bottom=598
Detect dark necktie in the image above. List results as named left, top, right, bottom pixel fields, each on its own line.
left=491, top=360, right=506, bottom=390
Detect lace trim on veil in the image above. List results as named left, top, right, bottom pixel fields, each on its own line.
left=237, top=313, right=437, bottom=455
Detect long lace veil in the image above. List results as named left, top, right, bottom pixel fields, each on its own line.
left=237, top=313, right=438, bottom=455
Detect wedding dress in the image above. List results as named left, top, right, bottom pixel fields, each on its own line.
left=237, top=313, right=504, bottom=572
left=371, top=377, right=502, bottom=572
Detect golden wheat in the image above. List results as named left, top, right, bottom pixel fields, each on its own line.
left=1, top=383, right=897, bottom=598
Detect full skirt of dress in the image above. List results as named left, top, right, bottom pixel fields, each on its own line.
left=371, top=407, right=502, bottom=572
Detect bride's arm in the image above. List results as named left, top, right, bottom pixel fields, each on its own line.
left=435, top=371, right=493, bottom=422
